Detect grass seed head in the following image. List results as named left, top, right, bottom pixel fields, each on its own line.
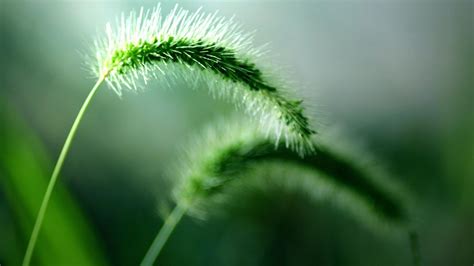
left=91, top=4, right=316, bottom=154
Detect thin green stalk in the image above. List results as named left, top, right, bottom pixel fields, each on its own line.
left=22, top=77, right=105, bottom=266
left=409, top=230, right=421, bottom=266
left=141, top=202, right=188, bottom=266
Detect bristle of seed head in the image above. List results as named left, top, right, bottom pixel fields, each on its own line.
left=173, top=119, right=412, bottom=232
left=92, top=4, right=316, bottom=155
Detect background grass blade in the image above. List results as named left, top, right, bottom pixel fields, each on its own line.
left=0, top=103, right=108, bottom=266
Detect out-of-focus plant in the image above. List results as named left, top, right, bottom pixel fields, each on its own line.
left=0, top=104, right=107, bottom=266
left=141, top=119, right=418, bottom=266
left=23, top=4, right=315, bottom=265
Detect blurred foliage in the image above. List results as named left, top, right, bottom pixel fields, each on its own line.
left=174, top=121, right=413, bottom=233
left=0, top=104, right=107, bottom=266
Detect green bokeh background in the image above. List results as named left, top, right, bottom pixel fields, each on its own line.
left=1, top=1, right=472, bottom=265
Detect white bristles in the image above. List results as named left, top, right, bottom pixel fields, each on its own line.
left=91, top=4, right=315, bottom=155
left=94, top=4, right=261, bottom=92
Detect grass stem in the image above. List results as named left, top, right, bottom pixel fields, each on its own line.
left=141, top=202, right=188, bottom=266
left=409, top=230, right=421, bottom=266
left=22, top=77, right=105, bottom=266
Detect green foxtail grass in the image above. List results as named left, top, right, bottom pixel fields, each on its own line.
left=141, top=119, right=416, bottom=265
left=23, top=4, right=315, bottom=265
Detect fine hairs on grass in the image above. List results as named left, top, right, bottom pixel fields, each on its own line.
left=93, top=4, right=315, bottom=153
left=141, top=119, right=416, bottom=266
left=23, top=4, right=315, bottom=266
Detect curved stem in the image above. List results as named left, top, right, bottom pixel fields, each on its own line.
left=141, top=202, right=188, bottom=266
left=22, top=77, right=105, bottom=266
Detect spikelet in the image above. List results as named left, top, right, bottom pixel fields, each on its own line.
left=91, top=4, right=315, bottom=155
left=173, top=119, right=412, bottom=233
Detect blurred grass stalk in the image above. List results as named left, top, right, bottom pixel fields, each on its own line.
left=0, top=103, right=107, bottom=266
